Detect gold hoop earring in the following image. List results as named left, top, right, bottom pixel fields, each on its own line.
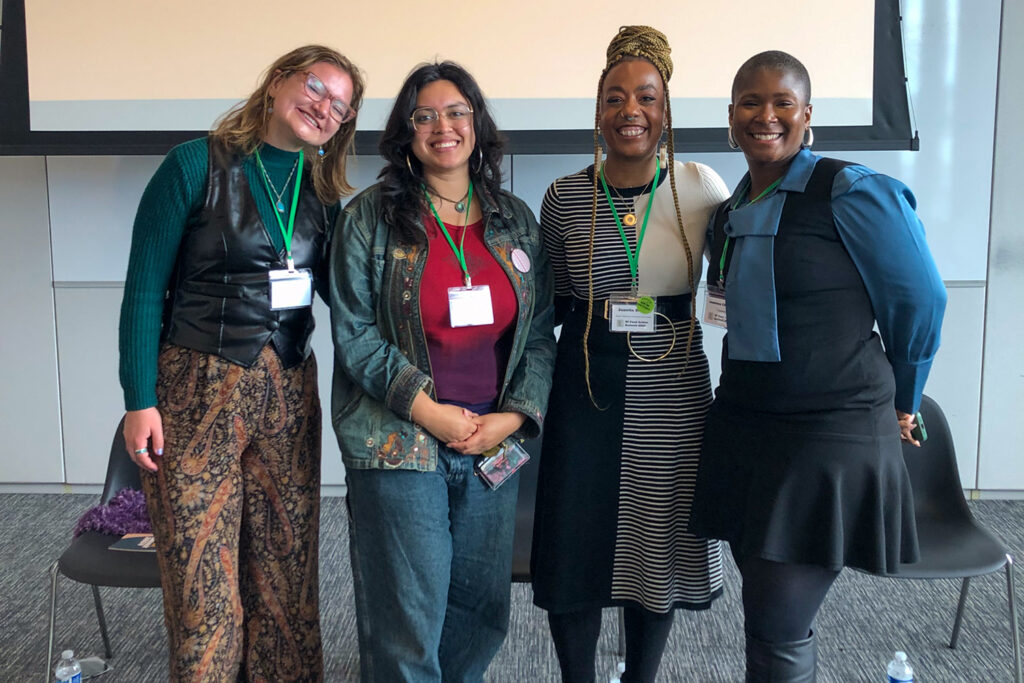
left=406, top=153, right=415, bottom=176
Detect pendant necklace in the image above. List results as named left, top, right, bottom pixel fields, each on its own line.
left=606, top=175, right=653, bottom=227
left=430, top=186, right=471, bottom=213
left=256, top=154, right=300, bottom=213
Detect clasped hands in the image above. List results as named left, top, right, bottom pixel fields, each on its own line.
left=411, top=392, right=525, bottom=455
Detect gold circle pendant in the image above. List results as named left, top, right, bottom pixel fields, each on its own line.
left=623, top=213, right=637, bottom=227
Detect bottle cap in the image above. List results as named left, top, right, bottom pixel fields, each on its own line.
left=895, top=651, right=907, bottom=662
left=61, top=650, right=73, bottom=659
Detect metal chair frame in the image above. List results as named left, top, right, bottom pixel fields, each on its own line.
left=947, top=555, right=1021, bottom=681
left=44, top=419, right=159, bottom=680
left=894, top=395, right=1022, bottom=682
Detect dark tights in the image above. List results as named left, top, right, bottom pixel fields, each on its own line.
left=548, top=606, right=674, bottom=683
left=732, top=548, right=841, bottom=643
left=622, top=607, right=674, bottom=681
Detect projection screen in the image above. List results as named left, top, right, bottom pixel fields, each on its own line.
left=0, top=0, right=916, bottom=154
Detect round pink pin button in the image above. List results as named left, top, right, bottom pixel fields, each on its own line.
left=511, top=248, right=531, bottom=273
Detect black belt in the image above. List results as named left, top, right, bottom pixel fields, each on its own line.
left=567, top=293, right=692, bottom=320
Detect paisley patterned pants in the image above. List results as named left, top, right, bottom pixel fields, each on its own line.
left=141, top=344, right=323, bottom=682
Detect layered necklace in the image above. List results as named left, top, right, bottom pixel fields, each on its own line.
left=428, top=185, right=471, bottom=213
left=256, top=152, right=300, bottom=213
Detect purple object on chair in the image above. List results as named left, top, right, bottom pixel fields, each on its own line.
left=73, top=488, right=151, bottom=538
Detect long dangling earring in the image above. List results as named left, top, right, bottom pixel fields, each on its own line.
left=406, top=153, right=415, bottom=176
left=803, top=127, right=814, bottom=148
left=659, top=128, right=669, bottom=169
left=727, top=128, right=740, bottom=150
left=318, top=146, right=325, bottom=157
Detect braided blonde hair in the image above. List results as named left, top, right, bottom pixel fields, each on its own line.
left=582, top=25, right=697, bottom=406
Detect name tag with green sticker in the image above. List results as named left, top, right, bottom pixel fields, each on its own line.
left=608, top=291, right=656, bottom=333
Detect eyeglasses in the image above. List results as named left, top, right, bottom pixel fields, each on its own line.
left=302, top=71, right=356, bottom=124
left=409, top=105, right=474, bottom=132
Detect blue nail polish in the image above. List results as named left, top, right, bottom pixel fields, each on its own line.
left=156, top=448, right=164, bottom=456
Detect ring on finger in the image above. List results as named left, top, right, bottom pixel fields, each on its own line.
left=134, top=448, right=149, bottom=455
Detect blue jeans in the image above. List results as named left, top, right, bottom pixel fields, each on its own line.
left=345, top=446, right=520, bottom=682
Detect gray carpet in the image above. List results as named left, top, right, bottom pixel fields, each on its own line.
left=3, top=494, right=1021, bottom=682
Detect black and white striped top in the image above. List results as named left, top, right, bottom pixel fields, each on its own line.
left=541, top=161, right=729, bottom=300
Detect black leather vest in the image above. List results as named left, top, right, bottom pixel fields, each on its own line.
left=162, top=139, right=327, bottom=368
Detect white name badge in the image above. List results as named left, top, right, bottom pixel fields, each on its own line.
left=448, top=285, right=494, bottom=327
left=608, top=291, right=656, bottom=333
left=269, top=268, right=313, bottom=310
left=703, top=285, right=727, bottom=328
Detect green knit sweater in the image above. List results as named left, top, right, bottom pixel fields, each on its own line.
left=118, top=137, right=339, bottom=410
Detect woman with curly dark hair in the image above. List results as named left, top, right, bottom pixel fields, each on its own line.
left=328, top=61, right=556, bottom=682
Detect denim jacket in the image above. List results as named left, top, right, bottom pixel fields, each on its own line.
left=329, top=183, right=556, bottom=471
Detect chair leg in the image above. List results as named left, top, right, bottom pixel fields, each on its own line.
left=1005, top=555, right=1022, bottom=683
left=46, top=561, right=59, bottom=683
left=91, top=585, right=113, bottom=660
left=950, top=576, right=971, bottom=649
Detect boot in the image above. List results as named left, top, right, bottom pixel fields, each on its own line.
left=745, top=630, right=817, bottom=682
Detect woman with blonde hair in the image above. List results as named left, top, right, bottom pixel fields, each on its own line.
left=530, top=26, right=730, bottom=683
left=119, top=44, right=363, bottom=680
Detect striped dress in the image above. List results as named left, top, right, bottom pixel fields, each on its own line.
left=530, top=161, right=729, bottom=614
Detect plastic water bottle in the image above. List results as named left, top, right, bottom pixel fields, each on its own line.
left=54, top=650, right=82, bottom=683
left=887, top=650, right=914, bottom=682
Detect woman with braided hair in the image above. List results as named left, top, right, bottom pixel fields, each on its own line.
left=530, top=26, right=730, bottom=682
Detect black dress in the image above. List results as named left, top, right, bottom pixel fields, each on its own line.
left=689, top=158, right=919, bottom=575
left=531, top=163, right=727, bottom=614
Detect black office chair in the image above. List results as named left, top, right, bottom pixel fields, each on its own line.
left=45, top=418, right=161, bottom=678
left=896, top=394, right=1022, bottom=682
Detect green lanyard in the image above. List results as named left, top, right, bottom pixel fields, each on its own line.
left=255, top=148, right=305, bottom=270
left=425, top=180, right=475, bottom=287
left=599, top=159, right=661, bottom=293
left=718, top=176, right=783, bottom=287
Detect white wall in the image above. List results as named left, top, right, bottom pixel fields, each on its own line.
left=0, top=157, right=63, bottom=483
left=0, top=0, right=1017, bottom=492
left=978, top=0, right=1024, bottom=492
